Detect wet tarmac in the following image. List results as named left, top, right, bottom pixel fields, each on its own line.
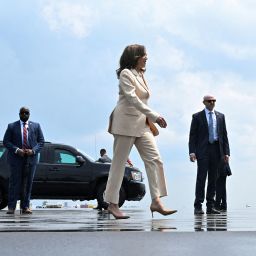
left=0, top=207, right=256, bottom=232
left=1, top=208, right=256, bottom=256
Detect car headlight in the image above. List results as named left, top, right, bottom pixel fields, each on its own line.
left=131, top=171, right=142, bottom=181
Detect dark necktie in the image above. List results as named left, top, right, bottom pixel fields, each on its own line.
left=23, top=122, right=28, bottom=149
left=208, top=112, right=214, bottom=143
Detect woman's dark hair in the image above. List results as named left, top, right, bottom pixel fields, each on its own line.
left=116, top=44, right=146, bottom=78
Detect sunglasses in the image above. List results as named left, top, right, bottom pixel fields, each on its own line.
left=206, top=100, right=216, bottom=103
left=20, top=111, right=30, bottom=115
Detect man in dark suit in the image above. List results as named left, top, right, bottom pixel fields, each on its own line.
left=189, top=95, right=230, bottom=214
left=3, top=107, right=44, bottom=214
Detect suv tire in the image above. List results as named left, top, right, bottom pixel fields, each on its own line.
left=96, top=182, right=126, bottom=209
left=0, top=187, right=8, bottom=210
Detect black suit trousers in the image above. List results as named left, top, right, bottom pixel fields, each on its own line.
left=194, top=143, right=220, bottom=209
left=215, top=175, right=227, bottom=207
left=8, top=159, right=37, bottom=209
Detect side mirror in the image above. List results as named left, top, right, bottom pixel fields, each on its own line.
left=76, top=156, right=85, bottom=165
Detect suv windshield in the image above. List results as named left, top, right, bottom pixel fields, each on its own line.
left=77, top=149, right=95, bottom=162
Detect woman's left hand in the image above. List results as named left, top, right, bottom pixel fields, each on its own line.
left=156, top=116, right=167, bottom=128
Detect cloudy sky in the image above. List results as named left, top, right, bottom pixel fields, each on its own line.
left=0, top=0, right=255, bottom=210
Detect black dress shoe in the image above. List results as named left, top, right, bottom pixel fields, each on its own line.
left=219, top=205, right=227, bottom=212
left=194, top=208, right=204, bottom=215
left=6, top=209, right=15, bottom=214
left=206, top=208, right=221, bottom=214
left=214, top=204, right=221, bottom=211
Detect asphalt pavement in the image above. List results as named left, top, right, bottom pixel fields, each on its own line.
left=0, top=207, right=256, bottom=255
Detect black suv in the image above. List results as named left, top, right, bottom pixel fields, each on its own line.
left=0, top=142, right=145, bottom=210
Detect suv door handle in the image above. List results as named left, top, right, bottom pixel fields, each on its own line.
left=49, top=167, right=60, bottom=171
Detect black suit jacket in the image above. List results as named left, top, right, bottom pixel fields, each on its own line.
left=218, top=159, right=232, bottom=176
left=189, top=110, right=230, bottom=160
left=3, top=120, right=44, bottom=165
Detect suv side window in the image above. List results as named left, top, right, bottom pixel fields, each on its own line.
left=54, top=149, right=76, bottom=164
left=0, top=146, right=6, bottom=159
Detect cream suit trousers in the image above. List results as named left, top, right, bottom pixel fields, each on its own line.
left=104, top=130, right=168, bottom=204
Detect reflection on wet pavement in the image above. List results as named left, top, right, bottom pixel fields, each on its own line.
left=194, top=214, right=228, bottom=231
left=0, top=207, right=255, bottom=232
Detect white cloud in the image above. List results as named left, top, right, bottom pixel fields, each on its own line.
left=40, top=0, right=256, bottom=59
left=125, top=0, right=256, bottom=60
left=0, top=39, right=20, bottom=71
left=149, top=37, right=192, bottom=71
left=217, top=42, right=256, bottom=60
left=41, top=0, right=98, bottom=38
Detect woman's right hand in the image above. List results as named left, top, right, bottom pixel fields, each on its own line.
left=156, top=116, right=167, bottom=128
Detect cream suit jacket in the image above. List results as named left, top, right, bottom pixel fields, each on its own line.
left=108, top=68, right=160, bottom=137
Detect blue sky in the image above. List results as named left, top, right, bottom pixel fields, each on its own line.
left=0, top=0, right=256, bottom=210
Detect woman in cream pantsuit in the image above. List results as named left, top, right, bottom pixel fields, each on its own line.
left=105, top=44, right=177, bottom=219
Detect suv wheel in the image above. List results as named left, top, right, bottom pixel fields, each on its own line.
left=0, top=187, right=7, bottom=210
left=96, top=182, right=126, bottom=209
